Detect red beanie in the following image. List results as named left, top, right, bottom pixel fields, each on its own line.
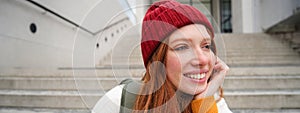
left=141, top=0, right=214, bottom=67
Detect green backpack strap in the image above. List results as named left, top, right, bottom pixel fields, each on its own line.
left=119, top=79, right=141, bottom=113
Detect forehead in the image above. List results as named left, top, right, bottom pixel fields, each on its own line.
left=168, top=24, right=211, bottom=42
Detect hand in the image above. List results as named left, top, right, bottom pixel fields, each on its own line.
left=194, top=57, right=229, bottom=99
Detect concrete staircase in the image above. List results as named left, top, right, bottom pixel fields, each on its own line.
left=1, top=33, right=300, bottom=113
left=221, top=33, right=300, bottom=112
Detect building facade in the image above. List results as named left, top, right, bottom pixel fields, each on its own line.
left=133, top=0, right=300, bottom=33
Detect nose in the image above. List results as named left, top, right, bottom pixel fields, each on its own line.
left=191, top=48, right=209, bottom=67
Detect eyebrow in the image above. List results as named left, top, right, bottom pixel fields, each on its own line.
left=203, top=37, right=211, bottom=42
left=169, top=37, right=211, bottom=44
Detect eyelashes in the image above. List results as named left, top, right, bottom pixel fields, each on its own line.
left=204, top=45, right=212, bottom=49
left=174, top=45, right=189, bottom=51
left=173, top=44, right=211, bottom=51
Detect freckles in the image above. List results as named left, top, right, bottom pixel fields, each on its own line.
left=208, top=53, right=216, bottom=67
left=166, top=52, right=183, bottom=73
left=167, top=53, right=181, bottom=69
left=211, top=53, right=217, bottom=63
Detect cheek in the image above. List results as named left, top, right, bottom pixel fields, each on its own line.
left=166, top=52, right=182, bottom=72
left=208, top=53, right=217, bottom=74
left=166, top=51, right=183, bottom=88
left=210, top=53, right=217, bottom=65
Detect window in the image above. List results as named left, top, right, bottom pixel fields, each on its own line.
left=220, top=0, right=232, bottom=33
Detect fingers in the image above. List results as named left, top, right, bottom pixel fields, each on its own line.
left=195, top=57, right=229, bottom=99
left=213, top=57, right=229, bottom=83
left=214, top=57, right=229, bottom=71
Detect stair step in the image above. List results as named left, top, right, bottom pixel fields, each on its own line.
left=224, top=89, right=300, bottom=109
left=226, top=48, right=294, bottom=52
left=227, top=60, right=300, bottom=66
left=0, top=89, right=298, bottom=109
left=109, top=48, right=295, bottom=56
left=0, top=90, right=103, bottom=109
left=101, top=59, right=300, bottom=66
left=231, top=109, right=300, bottom=113
left=1, top=74, right=298, bottom=91
left=226, top=53, right=299, bottom=57
left=224, top=75, right=300, bottom=90
left=227, top=57, right=300, bottom=62
left=228, top=65, right=300, bottom=76
left=0, top=108, right=89, bottom=113
left=2, top=65, right=300, bottom=77
left=0, top=77, right=122, bottom=91
left=0, top=71, right=300, bottom=91
left=0, top=76, right=142, bottom=91
left=104, top=55, right=300, bottom=61
left=222, top=33, right=289, bottom=45
left=229, top=57, right=300, bottom=61
left=107, top=48, right=297, bottom=57
left=0, top=107, right=299, bottom=113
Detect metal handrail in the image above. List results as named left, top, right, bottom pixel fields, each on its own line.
left=26, top=0, right=128, bottom=36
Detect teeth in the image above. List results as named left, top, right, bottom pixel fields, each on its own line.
left=185, top=73, right=206, bottom=80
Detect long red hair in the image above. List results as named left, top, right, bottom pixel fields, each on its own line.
left=133, top=28, right=221, bottom=113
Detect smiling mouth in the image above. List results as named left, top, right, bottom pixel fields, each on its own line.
left=183, top=73, right=206, bottom=80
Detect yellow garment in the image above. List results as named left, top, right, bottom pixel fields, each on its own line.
left=191, top=96, right=218, bottom=113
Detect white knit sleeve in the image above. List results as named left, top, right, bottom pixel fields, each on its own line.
left=216, top=98, right=233, bottom=113
left=91, top=85, right=124, bottom=113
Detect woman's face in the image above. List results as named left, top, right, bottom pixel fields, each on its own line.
left=166, top=24, right=216, bottom=95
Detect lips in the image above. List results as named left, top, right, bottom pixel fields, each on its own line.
left=184, top=73, right=206, bottom=80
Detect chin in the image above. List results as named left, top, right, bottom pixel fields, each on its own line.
left=178, top=84, right=208, bottom=96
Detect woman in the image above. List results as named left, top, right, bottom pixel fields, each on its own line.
left=93, top=1, right=232, bottom=113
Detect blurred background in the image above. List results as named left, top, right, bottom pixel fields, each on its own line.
left=0, top=0, right=299, bottom=113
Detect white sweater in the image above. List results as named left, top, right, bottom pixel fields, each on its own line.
left=92, top=85, right=232, bottom=113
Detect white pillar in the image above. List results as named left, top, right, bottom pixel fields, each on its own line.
left=231, top=0, right=243, bottom=33
left=241, top=0, right=254, bottom=33
left=212, top=0, right=221, bottom=27
left=232, top=0, right=256, bottom=33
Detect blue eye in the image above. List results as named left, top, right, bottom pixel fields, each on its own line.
left=204, top=45, right=211, bottom=49
left=174, top=45, right=189, bottom=51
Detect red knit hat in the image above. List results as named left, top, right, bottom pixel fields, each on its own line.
left=141, top=0, right=214, bottom=67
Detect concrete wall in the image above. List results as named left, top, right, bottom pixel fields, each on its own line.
left=232, top=0, right=300, bottom=33
left=259, top=0, right=300, bottom=30
left=0, top=0, right=132, bottom=75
